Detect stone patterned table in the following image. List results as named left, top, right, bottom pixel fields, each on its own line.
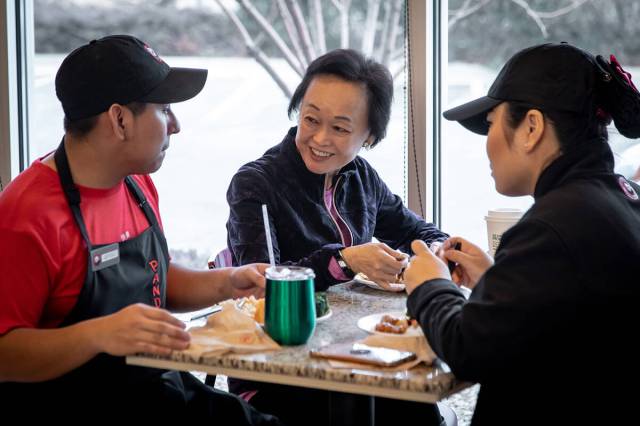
left=127, top=282, right=470, bottom=403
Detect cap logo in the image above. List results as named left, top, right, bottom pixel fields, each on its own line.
left=143, top=43, right=165, bottom=64
left=618, top=176, right=639, bottom=201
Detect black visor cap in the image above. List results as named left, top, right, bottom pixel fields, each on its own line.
left=443, top=96, right=502, bottom=135
left=139, top=67, right=208, bottom=104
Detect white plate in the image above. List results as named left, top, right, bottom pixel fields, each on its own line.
left=353, top=273, right=405, bottom=292
left=357, top=311, right=424, bottom=338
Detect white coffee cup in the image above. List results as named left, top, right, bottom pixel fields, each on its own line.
left=485, top=208, right=524, bottom=256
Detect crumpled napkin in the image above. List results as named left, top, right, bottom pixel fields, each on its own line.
left=327, top=333, right=437, bottom=371
left=179, top=301, right=280, bottom=359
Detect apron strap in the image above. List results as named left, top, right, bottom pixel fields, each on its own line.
left=123, top=177, right=171, bottom=274
left=124, top=176, right=160, bottom=229
left=54, top=138, right=163, bottom=244
left=54, top=137, right=93, bottom=248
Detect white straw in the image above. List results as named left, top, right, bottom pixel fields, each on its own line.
left=261, top=204, right=276, bottom=268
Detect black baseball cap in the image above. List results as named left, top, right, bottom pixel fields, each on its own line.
left=55, top=35, right=208, bottom=121
left=443, top=43, right=600, bottom=135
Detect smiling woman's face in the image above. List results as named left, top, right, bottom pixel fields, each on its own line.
left=294, top=75, right=372, bottom=176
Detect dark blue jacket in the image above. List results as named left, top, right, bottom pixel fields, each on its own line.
left=227, top=127, right=447, bottom=290
left=407, top=141, right=640, bottom=425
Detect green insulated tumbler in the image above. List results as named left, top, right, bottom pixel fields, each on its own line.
left=265, top=266, right=316, bottom=345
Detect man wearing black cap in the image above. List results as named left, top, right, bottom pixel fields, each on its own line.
left=0, top=35, right=280, bottom=424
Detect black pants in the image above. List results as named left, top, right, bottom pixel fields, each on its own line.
left=157, top=371, right=285, bottom=424
left=1, top=371, right=284, bottom=424
left=229, top=379, right=442, bottom=426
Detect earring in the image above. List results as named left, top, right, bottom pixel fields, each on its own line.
left=363, top=142, right=370, bottom=148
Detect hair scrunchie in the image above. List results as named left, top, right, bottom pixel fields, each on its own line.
left=595, top=54, right=640, bottom=139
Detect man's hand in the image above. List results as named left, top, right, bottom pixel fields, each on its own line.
left=341, top=243, right=408, bottom=290
left=403, top=240, right=451, bottom=295
left=229, top=263, right=268, bottom=299
left=94, top=303, right=190, bottom=357
left=440, top=237, right=493, bottom=289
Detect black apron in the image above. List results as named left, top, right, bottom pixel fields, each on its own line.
left=0, top=139, right=281, bottom=424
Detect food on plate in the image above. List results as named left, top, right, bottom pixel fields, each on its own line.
left=374, top=314, right=417, bottom=334
left=236, top=296, right=265, bottom=323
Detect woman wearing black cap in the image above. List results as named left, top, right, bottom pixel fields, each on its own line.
left=401, top=43, right=640, bottom=425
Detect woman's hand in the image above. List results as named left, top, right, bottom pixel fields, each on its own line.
left=403, top=240, right=451, bottom=295
left=341, top=243, right=408, bottom=290
left=94, top=303, right=191, bottom=357
left=440, top=237, right=493, bottom=289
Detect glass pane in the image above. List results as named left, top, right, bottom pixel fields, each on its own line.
left=443, top=0, right=640, bottom=249
left=32, top=0, right=406, bottom=268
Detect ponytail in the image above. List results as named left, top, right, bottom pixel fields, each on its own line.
left=506, top=53, right=640, bottom=152
left=595, top=54, right=640, bottom=139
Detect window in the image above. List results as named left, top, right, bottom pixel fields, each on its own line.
left=0, top=0, right=30, bottom=193
left=29, top=0, right=408, bottom=267
left=441, top=0, right=640, bottom=249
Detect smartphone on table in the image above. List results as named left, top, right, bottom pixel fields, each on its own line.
left=309, top=342, right=416, bottom=367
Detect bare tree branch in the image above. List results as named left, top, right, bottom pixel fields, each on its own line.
left=512, top=0, right=591, bottom=37
left=391, top=47, right=404, bottom=62
left=449, top=0, right=492, bottom=30
left=285, top=0, right=317, bottom=62
left=213, top=0, right=293, bottom=98
left=310, top=0, right=326, bottom=54
left=329, top=0, right=342, bottom=10
left=265, top=1, right=280, bottom=25
left=449, top=0, right=474, bottom=15
left=392, top=62, right=405, bottom=80
left=215, top=0, right=406, bottom=99
left=376, top=1, right=391, bottom=61
left=236, top=0, right=304, bottom=75
left=532, top=0, right=590, bottom=18
left=330, top=0, right=352, bottom=48
left=449, top=0, right=590, bottom=36
left=449, top=0, right=589, bottom=31
left=510, top=0, right=548, bottom=37
left=382, top=0, right=402, bottom=66
left=361, top=0, right=382, bottom=57
left=276, top=0, right=308, bottom=68
left=341, top=1, right=352, bottom=48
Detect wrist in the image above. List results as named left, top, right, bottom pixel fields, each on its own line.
left=335, top=249, right=356, bottom=278
left=81, top=316, right=107, bottom=356
left=219, top=267, right=235, bottom=301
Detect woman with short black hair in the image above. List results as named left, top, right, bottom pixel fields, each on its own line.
left=226, top=48, right=448, bottom=426
left=227, top=48, right=447, bottom=296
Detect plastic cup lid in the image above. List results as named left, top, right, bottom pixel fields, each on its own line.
left=485, top=208, right=524, bottom=219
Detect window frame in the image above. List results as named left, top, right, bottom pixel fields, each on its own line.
left=0, top=0, right=32, bottom=190
left=2, top=0, right=440, bottom=226
left=406, top=0, right=442, bottom=227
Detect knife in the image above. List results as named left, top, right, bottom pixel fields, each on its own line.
left=190, top=305, right=222, bottom=321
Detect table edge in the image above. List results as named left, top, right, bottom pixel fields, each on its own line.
left=127, top=355, right=464, bottom=403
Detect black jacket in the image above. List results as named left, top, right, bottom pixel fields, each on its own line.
left=227, top=127, right=447, bottom=290
left=407, top=141, right=640, bottom=425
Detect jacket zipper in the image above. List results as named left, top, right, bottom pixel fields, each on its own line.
left=323, top=175, right=354, bottom=247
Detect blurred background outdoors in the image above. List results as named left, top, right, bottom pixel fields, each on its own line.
left=30, top=0, right=640, bottom=268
